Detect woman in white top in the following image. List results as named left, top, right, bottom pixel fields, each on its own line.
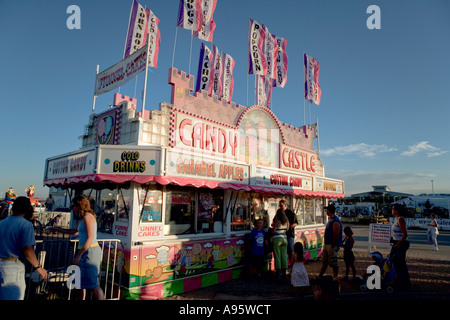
left=390, top=204, right=411, bottom=291
left=427, top=213, right=439, bottom=251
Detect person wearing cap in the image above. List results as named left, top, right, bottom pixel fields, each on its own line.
left=0, top=196, right=48, bottom=300
left=318, top=203, right=342, bottom=280
left=370, top=251, right=385, bottom=272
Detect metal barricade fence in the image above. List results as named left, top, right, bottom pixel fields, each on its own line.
left=25, top=237, right=123, bottom=300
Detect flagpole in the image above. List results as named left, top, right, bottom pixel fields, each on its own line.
left=303, top=51, right=306, bottom=126
left=254, top=75, right=257, bottom=106
left=141, top=32, right=151, bottom=115
left=134, top=74, right=139, bottom=99
left=303, top=99, right=306, bottom=126
left=309, top=102, right=312, bottom=125
left=246, top=73, right=249, bottom=107
left=188, top=31, right=193, bottom=75
left=246, top=17, right=250, bottom=107
left=92, top=64, right=99, bottom=114
left=316, top=117, right=320, bottom=154
left=172, top=27, right=179, bottom=68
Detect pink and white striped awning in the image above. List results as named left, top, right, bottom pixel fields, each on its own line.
left=44, top=174, right=344, bottom=199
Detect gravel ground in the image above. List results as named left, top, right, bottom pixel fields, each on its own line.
left=163, top=248, right=450, bottom=300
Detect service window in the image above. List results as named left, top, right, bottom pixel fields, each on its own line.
left=303, top=198, right=325, bottom=225
left=315, top=199, right=324, bottom=224
left=197, top=189, right=224, bottom=233
left=231, top=193, right=251, bottom=232
left=116, top=187, right=131, bottom=222
left=138, top=186, right=162, bottom=223
left=81, top=186, right=131, bottom=233
left=294, top=197, right=304, bottom=225
left=97, top=189, right=117, bottom=233
left=164, top=186, right=195, bottom=235
left=304, top=199, right=315, bottom=225
left=251, top=195, right=270, bottom=230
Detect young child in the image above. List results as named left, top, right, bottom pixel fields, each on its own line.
left=342, top=226, right=356, bottom=282
left=247, top=219, right=267, bottom=277
left=290, top=242, right=310, bottom=295
left=369, top=251, right=384, bottom=271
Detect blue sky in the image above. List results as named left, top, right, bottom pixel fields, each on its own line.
left=0, top=0, right=449, bottom=199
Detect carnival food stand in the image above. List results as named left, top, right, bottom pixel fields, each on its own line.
left=43, top=68, right=344, bottom=300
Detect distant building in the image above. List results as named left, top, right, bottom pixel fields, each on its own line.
left=349, top=186, right=413, bottom=202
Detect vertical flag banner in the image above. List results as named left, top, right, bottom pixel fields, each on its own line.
left=124, top=0, right=149, bottom=59
left=193, top=0, right=217, bottom=42
left=262, top=24, right=278, bottom=80
left=196, top=43, right=214, bottom=92
left=304, top=53, right=321, bottom=105
left=273, top=36, right=288, bottom=88
left=221, top=52, right=235, bottom=103
left=209, top=44, right=222, bottom=96
left=255, top=75, right=266, bottom=106
left=147, top=10, right=161, bottom=68
left=248, top=19, right=268, bottom=75
left=177, top=0, right=201, bottom=31
left=263, top=76, right=274, bottom=109
left=255, top=75, right=274, bottom=109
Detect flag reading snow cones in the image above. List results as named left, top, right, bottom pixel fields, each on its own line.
left=147, top=10, right=161, bottom=68
left=248, top=19, right=268, bottom=75
left=304, top=53, right=321, bottom=105
left=193, top=0, right=217, bottom=42
left=124, top=0, right=149, bottom=58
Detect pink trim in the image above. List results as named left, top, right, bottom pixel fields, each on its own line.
left=44, top=174, right=344, bottom=199
left=183, top=276, right=202, bottom=292
left=139, top=283, right=164, bottom=300
left=218, top=269, right=233, bottom=283
left=235, top=105, right=285, bottom=144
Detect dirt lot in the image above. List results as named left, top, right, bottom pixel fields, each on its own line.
left=163, top=248, right=450, bottom=300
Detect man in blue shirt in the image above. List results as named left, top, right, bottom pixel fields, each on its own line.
left=247, top=219, right=267, bottom=277
left=0, top=197, right=47, bottom=300
left=318, top=204, right=342, bottom=280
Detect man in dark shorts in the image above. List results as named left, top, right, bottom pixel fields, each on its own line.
left=318, top=204, right=342, bottom=280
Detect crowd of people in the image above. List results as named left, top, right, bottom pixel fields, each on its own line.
left=247, top=200, right=343, bottom=300
left=1, top=192, right=441, bottom=300
left=0, top=195, right=104, bottom=301
left=246, top=200, right=440, bottom=299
